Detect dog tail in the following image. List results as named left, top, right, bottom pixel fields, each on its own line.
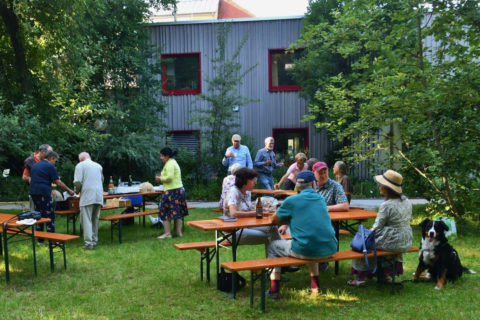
left=462, top=267, right=476, bottom=274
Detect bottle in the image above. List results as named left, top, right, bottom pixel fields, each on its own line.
left=128, top=175, right=133, bottom=186
left=255, top=198, right=263, bottom=219
left=118, top=177, right=122, bottom=187
left=108, top=176, right=114, bottom=194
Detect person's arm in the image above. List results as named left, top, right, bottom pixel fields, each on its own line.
left=274, top=172, right=289, bottom=190
left=22, top=168, right=31, bottom=184
left=227, top=204, right=256, bottom=218
left=246, top=148, right=253, bottom=169
left=222, top=147, right=231, bottom=167
left=253, top=150, right=265, bottom=168
left=327, top=202, right=349, bottom=212
left=160, top=161, right=174, bottom=183
left=55, top=179, right=74, bottom=196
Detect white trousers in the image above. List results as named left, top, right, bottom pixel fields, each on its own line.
left=80, top=204, right=101, bottom=246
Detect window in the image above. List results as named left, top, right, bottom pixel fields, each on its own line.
left=166, top=130, right=200, bottom=154
left=161, top=53, right=201, bottom=95
left=268, top=49, right=303, bottom=92
left=273, top=128, right=308, bottom=162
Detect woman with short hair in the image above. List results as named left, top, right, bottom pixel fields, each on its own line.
left=156, top=147, right=189, bottom=239
left=274, top=152, right=308, bottom=190
left=218, top=163, right=242, bottom=209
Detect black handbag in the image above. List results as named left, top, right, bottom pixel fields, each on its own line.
left=217, top=268, right=246, bottom=292
left=350, top=224, right=377, bottom=273
left=17, top=211, right=42, bottom=220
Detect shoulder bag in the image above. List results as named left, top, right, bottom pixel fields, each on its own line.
left=350, top=224, right=377, bottom=273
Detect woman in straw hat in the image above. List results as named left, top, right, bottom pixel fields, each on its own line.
left=347, top=169, right=413, bottom=286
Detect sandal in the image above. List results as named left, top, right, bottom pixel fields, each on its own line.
left=347, top=279, right=366, bottom=287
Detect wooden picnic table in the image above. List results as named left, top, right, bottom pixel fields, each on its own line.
left=251, top=189, right=297, bottom=197
left=0, top=213, right=51, bottom=282
left=187, top=208, right=378, bottom=283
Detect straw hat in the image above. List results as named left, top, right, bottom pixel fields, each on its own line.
left=374, top=170, right=403, bottom=195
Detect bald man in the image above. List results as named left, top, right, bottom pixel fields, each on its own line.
left=74, top=152, right=104, bottom=250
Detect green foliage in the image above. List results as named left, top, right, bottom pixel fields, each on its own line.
left=0, top=0, right=175, bottom=179
left=297, top=0, right=480, bottom=217
left=191, top=23, right=258, bottom=175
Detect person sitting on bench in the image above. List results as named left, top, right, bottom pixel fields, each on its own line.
left=266, top=171, right=338, bottom=299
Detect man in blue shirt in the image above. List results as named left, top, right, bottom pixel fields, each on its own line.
left=254, top=137, right=283, bottom=189
left=222, top=134, right=253, bottom=173
left=266, top=171, right=337, bottom=299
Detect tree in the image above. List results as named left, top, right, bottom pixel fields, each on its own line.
left=297, top=0, right=480, bottom=217
left=192, top=23, right=257, bottom=176
left=0, top=0, right=175, bottom=180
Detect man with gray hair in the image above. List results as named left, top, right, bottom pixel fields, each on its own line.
left=266, top=171, right=337, bottom=299
left=222, top=134, right=253, bottom=174
left=74, top=152, right=104, bottom=250
left=254, top=137, right=283, bottom=189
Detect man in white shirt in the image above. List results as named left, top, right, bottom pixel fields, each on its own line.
left=74, top=152, right=104, bottom=250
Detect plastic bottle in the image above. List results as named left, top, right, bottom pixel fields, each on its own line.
left=255, top=198, right=263, bottom=219
left=128, top=175, right=133, bottom=186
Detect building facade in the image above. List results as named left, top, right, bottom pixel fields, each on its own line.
left=149, top=16, right=332, bottom=161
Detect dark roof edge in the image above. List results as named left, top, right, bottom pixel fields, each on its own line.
left=147, top=15, right=304, bottom=26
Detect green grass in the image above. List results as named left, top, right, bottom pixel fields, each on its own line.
left=1, top=207, right=479, bottom=319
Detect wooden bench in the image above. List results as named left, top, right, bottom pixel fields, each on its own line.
left=100, top=209, right=160, bottom=243
left=55, top=204, right=118, bottom=235
left=221, top=247, right=419, bottom=312
left=2, top=227, right=79, bottom=272
left=174, top=234, right=293, bottom=282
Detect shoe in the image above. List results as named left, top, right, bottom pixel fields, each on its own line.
left=319, top=262, right=329, bottom=272
left=157, top=233, right=172, bottom=239
left=347, top=279, right=366, bottom=287
left=82, top=244, right=95, bottom=250
left=265, top=290, right=280, bottom=300
left=281, top=266, right=300, bottom=273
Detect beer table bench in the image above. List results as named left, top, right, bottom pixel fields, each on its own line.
left=222, top=247, right=419, bottom=313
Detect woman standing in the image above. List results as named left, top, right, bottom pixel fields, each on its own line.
left=348, top=169, right=413, bottom=286
left=30, top=151, right=74, bottom=236
left=156, top=148, right=189, bottom=239
left=274, top=152, right=308, bottom=190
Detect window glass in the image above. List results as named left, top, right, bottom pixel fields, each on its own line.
left=269, top=49, right=302, bottom=91
left=273, top=129, right=308, bottom=161
left=162, top=53, right=201, bottom=95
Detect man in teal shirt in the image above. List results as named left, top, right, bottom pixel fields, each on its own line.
left=267, top=171, right=337, bottom=299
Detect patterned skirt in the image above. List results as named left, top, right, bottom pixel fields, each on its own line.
left=159, top=187, right=189, bottom=221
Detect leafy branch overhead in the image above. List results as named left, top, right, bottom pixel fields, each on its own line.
left=295, top=0, right=480, bottom=217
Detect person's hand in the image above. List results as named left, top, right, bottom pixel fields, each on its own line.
left=274, top=183, right=280, bottom=190
left=278, top=225, right=288, bottom=235
left=68, top=189, right=75, bottom=196
left=155, top=175, right=161, bottom=183
left=265, top=159, right=272, bottom=165
left=225, top=151, right=234, bottom=158
left=278, top=162, right=284, bottom=167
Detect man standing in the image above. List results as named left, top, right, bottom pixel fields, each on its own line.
left=22, top=144, right=53, bottom=211
left=266, top=171, right=337, bottom=299
left=74, top=152, right=104, bottom=250
left=254, top=137, right=283, bottom=189
left=312, top=161, right=349, bottom=211
left=222, top=134, right=253, bottom=174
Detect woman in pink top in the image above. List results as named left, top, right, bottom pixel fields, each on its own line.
left=274, top=153, right=308, bottom=190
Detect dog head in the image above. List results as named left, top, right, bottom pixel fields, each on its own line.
left=419, top=219, right=449, bottom=243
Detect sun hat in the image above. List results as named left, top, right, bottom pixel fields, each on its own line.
left=374, top=170, right=403, bottom=195
left=232, top=134, right=241, bottom=142
left=312, top=161, right=328, bottom=172
left=296, top=171, right=316, bottom=183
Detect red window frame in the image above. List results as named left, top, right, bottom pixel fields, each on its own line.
left=268, top=49, right=303, bottom=92
left=161, top=52, right=201, bottom=95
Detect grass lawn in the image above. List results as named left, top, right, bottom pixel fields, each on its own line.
left=1, top=206, right=479, bottom=319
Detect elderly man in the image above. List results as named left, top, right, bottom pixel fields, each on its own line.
left=73, top=152, right=104, bottom=250
left=254, top=137, right=283, bottom=189
left=312, top=161, right=349, bottom=211
left=222, top=134, right=253, bottom=174
left=266, top=171, right=338, bottom=299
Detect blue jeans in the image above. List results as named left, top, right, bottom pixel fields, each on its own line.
left=258, top=173, right=274, bottom=190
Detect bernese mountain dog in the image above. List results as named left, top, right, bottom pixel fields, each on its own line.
left=413, top=219, right=475, bottom=289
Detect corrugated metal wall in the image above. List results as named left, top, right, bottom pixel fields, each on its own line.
left=148, top=17, right=331, bottom=160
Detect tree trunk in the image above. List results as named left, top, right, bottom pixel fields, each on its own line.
left=0, top=0, right=31, bottom=96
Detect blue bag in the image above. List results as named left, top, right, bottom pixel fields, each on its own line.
left=350, top=224, right=377, bottom=273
